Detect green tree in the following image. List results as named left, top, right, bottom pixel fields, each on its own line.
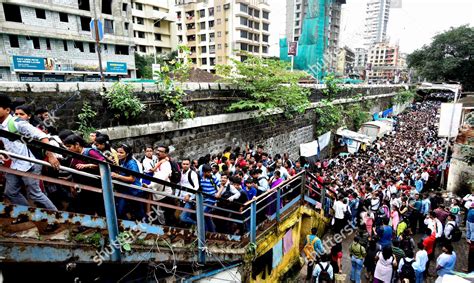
left=135, top=51, right=180, bottom=79
left=217, top=55, right=310, bottom=118
left=314, top=99, right=343, bottom=136
left=407, top=25, right=474, bottom=90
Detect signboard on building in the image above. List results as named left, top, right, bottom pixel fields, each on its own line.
left=90, top=19, right=104, bottom=41
left=44, top=75, right=65, bottom=82
left=288, top=42, right=298, bottom=56
left=13, top=56, right=45, bottom=71
left=19, top=74, right=42, bottom=82
left=152, top=64, right=161, bottom=80
left=106, top=62, right=127, bottom=74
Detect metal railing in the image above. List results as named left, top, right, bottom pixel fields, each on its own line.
left=0, top=129, right=336, bottom=263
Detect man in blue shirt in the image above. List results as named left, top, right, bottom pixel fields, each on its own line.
left=305, top=227, right=325, bottom=281
left=244, top=178, right=257, bottom=200
left=415, top=176, right=424, bottom=193
left=200, top=164, right=220, bottom=232
left=376, top=218, right=393, bottom=248
left=436, top=243, right=456, bottom=278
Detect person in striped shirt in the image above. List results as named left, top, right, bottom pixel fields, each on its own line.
left=201, top=164, right=220, bottom=232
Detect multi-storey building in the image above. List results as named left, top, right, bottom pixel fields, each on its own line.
left=354, top=47, right=367, bottom=71
left=336, top=46, right=354, bottom=76
left=131, top=0, right=177, bottom=59
left=175, top=0, right=270, bottom=73
left=283, top=0, right=345, bottom=77
left=0, top=0, right=136, bottom=81
left=366, top=41, right=400, bottom=83
left=363, top=0, right=390, bottom=48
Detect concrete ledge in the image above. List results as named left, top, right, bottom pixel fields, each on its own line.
left=29, top=82, right=58, bottom=93
left=100, top=91, right=399, bottom=140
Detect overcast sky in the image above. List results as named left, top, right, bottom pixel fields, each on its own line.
left=269, top=0, right=474, bottom=56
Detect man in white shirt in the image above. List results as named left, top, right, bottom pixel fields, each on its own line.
left=0, top=94, right=59, bottom=211
left=421, top=169, right=430, bottom=183
left=413, top=242, right=429, bottom=283
left=178, top=158, right=199, bottom=226
left=424, top=211, right=443, bottom=238
left=275, top=159, right=290, bottom=180
left=150, top=145, right=173, bottom=224
left=443, top=214, right=457, bottom=241
left=333, top=195, right=348, bottom=234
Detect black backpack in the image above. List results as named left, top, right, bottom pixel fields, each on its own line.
left=399, top=258, right=415, bottom=281
left=318, top=263, right=332, bottom=283
left=169, top=160, right=182, bottom=184
left=448, top=223, right=462, bottom=242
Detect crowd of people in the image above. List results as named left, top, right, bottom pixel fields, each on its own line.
left=1, top=92, right=473, bottom=282
left=304, top=101, right=474, bottom=283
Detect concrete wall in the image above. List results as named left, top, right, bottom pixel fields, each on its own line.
left=447, top=144, right=474, bottom=194
left=0, top=82, right=403, bottom=160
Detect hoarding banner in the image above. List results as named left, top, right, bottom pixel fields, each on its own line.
left=106, top=62, right=127, bottom=74
left=13, top=56, right=45, bottom=71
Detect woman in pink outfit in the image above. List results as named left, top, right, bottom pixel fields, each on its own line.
left=391, top=205, right=400, bottom=230
left=364, top=211, right=375, bottom=236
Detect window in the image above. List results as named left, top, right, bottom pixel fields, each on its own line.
left=187, top=35, right=196, bottom=41
left=210, top=58, right=215, bottom=66
left=154, top=21, right=161, bottom=27
left=134, top=2, right=143, bottom=10
left=240, top=43, right=247, bottom=51
left=3, top=4, right=22, bottom=22
left=191, top=58, right=196, bottom=64
left=296, top=13, right=300, bottom=18
left=262, top=46, right=268, bottom=53
left=263, top=34, right=269, bottom=42
left=139, top=45, right=146, bottom=52
left=199, top=9, right=205, bottom=18
left=240, top=17, right=247, bottom=26
left=78, top=0, right=90, bottom=10
left=46, top=38, right=51, bottom=50
left=224, top=4, right=230, bottom=10
left=263, top=23, right=269, bottom=31
left=154, top=33, right=161, bottom=41
left=9, top=35, right=19, bottom=48
left=208, top=7, right=214, bottom=16
left=89, top=42, right=96, bottom=53
left=190, top=46, right=196, bottom=53
left=80, top=17, right=91, bottom=31
left=201, top=58, right=207, bottom=65
left=217, top=31, right=221, bottom=37
left=217, top=44, right=222, bottom=50
left=248, top=8, right=253, bottom=15
left=153, top=6, right=160, bottom=11
left=35, top=9, right=46, bottom=19
left=216, top=19, right=221, bottom=25
left=102, top=0, right=112, bottom=14
left=296, top=4, right=301, bottom=10
left=156, top=47, right=162, bottom=53
left=136, top=17, right=144, bottom=25
left=263, top=11, right=269, bottom=19
left=254, top=45, right=259, bottom=52
left=178, top=35, right=183, bottom=42
left=216, top=5, right=221, bottom=12
left=200, top=34, right=206, bottom=42
left=135, top=31, right=145, bottom=38
left=63, top=40, right=68, bottom=51
left=254, top=34, right=259, bottom=41
left=122, top=3, right=128, bottom=11
left=124, top=22, right=129, bottom=30
left=29, top=37, right=40, bottom=49
left=115, top=45, right=129, bottom=55
left=186, top=23, right=195, bottom=29
left=209, top=33, right=215, bottom=42
left=295, top=20, right=300, bottom=26
left=240, top=3, right=248, bottom=13
left=74, top=41, right=83, bottom=52
left=59, top=12, right=68, bottom=22
left=104, top=19, right=113, bottom=34
left=240, top=30, right=248, bottom=39
left=201, top=46, right=207, bottom=53
left=199, top=22, right=205, bottom=29
left=177, top=11, right=181, bottom=19
left=248, top=21, right=253, bottom=28
left=209, top=45, right=215, bottom=54
left=208, top=20, right=214, bottom=28
left=254, top=10, right=259, bottom=17
left=177, top=23, right=182, bottom=30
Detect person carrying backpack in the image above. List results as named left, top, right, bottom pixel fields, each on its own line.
left=444, top=214, right=462, bottom=243
left=312, top=253, right=334, bottom=283
left=350, top=236, right=366, bottom=283
left=398, top=250, right=416, bottom=283
left=305, top=227, right=325, bottom=282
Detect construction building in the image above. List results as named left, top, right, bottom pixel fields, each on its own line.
left=336, top=46, right=354, bottom=76
left=281, top=0, right=345, bottom=80
left=0, top=0, right=136, bottom=81
left=131, top=0, right=177, bottom=60
left=174, top=0, right=271, bottom=73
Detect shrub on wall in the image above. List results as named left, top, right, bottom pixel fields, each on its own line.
left=102, top=82, right=145, bottom=120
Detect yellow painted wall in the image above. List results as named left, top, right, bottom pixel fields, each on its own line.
left=250, top=206, right=330, bottom=282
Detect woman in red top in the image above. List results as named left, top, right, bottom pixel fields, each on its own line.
left=330, top=243, right=343, bottom=274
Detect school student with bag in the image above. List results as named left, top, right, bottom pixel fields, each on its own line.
left=304, top=228, right=325, bottom=282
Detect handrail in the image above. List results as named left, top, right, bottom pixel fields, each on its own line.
left=305, top=171, right=337, bottom=196
left=243, top=170, right=306, bottom=206
left=0, top=130, right=244, bottom=206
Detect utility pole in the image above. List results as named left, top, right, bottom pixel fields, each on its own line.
left=92, top=0, right=104, bottom=82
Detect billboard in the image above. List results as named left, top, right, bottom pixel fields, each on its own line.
left=288, top=42, right=298, bottom=56
left=438, top=103, right=463, bottom=137
left=106, top=62, right=127, bottom=74
left=13, top=56, right=45, bottom=71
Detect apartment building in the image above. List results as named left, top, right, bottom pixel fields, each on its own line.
left=353, top=47, right=368, bottom=79
left=364, top=0, right=390, bottom=48
left=366, top=41, right=400, bottom=83
left=0, top=0, right=136, bottom=81
left=131, top=0, right=177, bottom=58
left=175, top=0, right=270, bottom=73
left=336, top=46, right=354, bottom=76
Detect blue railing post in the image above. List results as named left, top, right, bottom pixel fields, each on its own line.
left=98, top=163, right=121, bottom=262
left=300, top=172, right=306, bottom=206
left=275, top=188, right=281, bottom=222
left=195, top=191, right=206, bottom=264
left=250, top=200, right=257, bottom=244
left=320, top=186, right=326, bottom=213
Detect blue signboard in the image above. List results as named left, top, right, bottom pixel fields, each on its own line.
left=106, top=62, right=127, bottom=74
left=90, top=19, right=104, bottom=41
left=13, top=56, right=45, bottom=71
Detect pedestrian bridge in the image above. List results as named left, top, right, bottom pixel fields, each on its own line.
left=0, top=130, right=334, bottom=282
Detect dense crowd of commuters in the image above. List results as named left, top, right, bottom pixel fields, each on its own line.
left=303, top=101, right=474, bottom=283
left=0, top=92, right=473, bottom=282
